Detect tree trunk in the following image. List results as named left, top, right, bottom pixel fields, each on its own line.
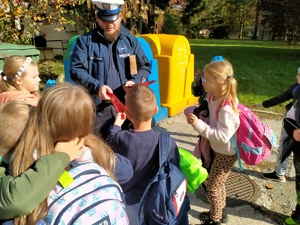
left=137, top=16, right=144, bottom=34
left=252, top=0, right=260, bottom=40
left=129, top=17, right=134, bottom=31
left=238, top=5, right=245, bottom=39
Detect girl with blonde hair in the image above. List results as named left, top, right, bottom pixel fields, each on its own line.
left=187, top=56, right=239, bottom=225
left=0, top=55, right=40, bottom=106
left=11, top=83, right=128, bottom=225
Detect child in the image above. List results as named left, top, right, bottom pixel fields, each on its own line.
left=283, top=100, right=300, bottom=225
left=254, top=66, right=300, bottom=182
left=0, top=101, right=85, bottom=221
left=106, top=85, right=190, bottom=225
left=185, top=69, right=208, bottom=118
left=187, top=56, right=240, bottom=225
left=184, top=69, right=211, bottom=169
left=0, top=55, right=40, bottom=106
left=10, top=84, right=129, bottom=225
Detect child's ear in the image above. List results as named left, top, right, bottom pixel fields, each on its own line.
left=14, top=77, right=23, bottom=85
left=155, top=105, right=158, bottom=114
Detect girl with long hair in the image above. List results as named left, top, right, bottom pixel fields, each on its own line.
left=11, top=83, right=126, bottom=225
left=187, top=56, right=240, bottom=225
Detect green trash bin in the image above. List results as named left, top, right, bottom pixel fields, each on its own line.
left=0, top=43, right=40, bottom=70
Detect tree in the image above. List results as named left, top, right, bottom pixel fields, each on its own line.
left=0, top=0, right=94, bottom=44
left=1, top=0, right=182, bottom=44
left=284, top=0, right=300, bottom=43
left=181, top=0, right=203, bottom=38
left=123, top=0, right=174, bottom=34
left=161, top=6, right=184, bottom=35
left=263, top=0, right=285, bottom=40
left=251, top=0, right=260, bottom=40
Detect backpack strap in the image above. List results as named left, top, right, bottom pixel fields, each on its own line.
left=158, top=133, right=171, bottom=167
left=215, top=98, right=231, bottom=119
left=136, top=133, right=170, bottom=225
left=230, top=137, right=243, bottom=170
left=215, top=99, right=243, bottom=169
left=208, top=94, right=213, bottom=103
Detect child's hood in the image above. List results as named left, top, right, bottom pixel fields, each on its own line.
left=0, top=91, right=39, bottom=106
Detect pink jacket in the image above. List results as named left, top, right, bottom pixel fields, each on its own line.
left=0, top=91, right=39, bottom=106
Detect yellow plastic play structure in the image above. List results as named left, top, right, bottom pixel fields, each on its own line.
left=139, top=34, right=198, bottom=116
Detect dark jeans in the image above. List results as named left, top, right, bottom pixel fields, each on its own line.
left=94, top=104, right=132, bottom=140
left=292, top=154, right=300, bottom=223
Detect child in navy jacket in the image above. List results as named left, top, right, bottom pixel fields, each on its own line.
left=106, top=85, right=189, bottom=225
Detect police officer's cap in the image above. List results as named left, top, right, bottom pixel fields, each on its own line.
left=92, top=0, right=124, bottom=22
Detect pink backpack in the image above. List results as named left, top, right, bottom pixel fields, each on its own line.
left=215, top=98, right=277, bottom=169
left=46, top=162, right=129, bottom=225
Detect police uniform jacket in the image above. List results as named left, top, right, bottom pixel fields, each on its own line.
left=70, top=23, right=151, bottom=107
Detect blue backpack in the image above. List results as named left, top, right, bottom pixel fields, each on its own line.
left=137, top=133, right=190, bottom=225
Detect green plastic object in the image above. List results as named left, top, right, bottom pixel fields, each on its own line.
left=178, top=147, right=208, bottom=193
left=63, top=35, right=80, bottom=60
left=0, top=43, right=40, bottom=70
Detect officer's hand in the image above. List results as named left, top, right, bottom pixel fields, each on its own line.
left=123, top=80, right=136, bottom=93
left=98, top=85, right=113, bottom=100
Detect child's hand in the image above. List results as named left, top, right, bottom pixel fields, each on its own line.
left=293, top=129, right=300, bottom=141
left=114, top=112, right=126, bottom=126
left=187, top=113, right=198, bottom=126
left=55, top=137, right=85, bottom=161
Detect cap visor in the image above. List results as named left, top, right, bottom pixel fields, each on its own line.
left=98, top=14, right=119, bottom=22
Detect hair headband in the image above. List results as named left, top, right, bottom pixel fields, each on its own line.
left=15, top=57, right=32, bottom=79
left=0, top=70, right=7, bottom=81
left=210, top=56, right=233, bottom=80
left=210, top=56, right=224, bottom=63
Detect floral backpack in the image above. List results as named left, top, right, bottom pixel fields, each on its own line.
left=45, top=161, right=129, bottom=225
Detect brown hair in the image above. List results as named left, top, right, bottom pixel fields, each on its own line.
left=204, top=59, right=238, bottom=113
left=125, top=85, right=157, bottom=121
left=0, top=55, right=37, bottom=92
left=0, top=101, right=31, bottom=156
left=11, top=83, right=116, bottom=225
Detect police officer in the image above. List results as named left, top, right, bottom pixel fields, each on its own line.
left=70, top=0, right=151, bottom=139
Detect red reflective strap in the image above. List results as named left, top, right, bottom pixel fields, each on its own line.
left=131, top=80, right=156, bottom=87
left=107, top=92, right=126, bottom=113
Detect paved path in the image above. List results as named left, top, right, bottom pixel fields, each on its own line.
left=153, top=113, right=293, bottom=225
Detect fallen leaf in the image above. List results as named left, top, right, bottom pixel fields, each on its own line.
left=265, top=183, right=275, bottom=189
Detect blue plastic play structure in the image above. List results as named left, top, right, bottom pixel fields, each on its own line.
left=136, top=37, right=168, bottom=125
left=63, top=36, right=168, bottom=125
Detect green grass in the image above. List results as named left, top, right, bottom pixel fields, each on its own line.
left=189, top=39, right=300, bottom=113
left=38, top=59, right=64, bottom=90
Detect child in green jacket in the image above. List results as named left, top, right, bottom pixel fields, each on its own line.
left=0, top=101, right=84, bottom=220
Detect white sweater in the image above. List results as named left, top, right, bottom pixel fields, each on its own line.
left=193, top=97, right=240, bottom=155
